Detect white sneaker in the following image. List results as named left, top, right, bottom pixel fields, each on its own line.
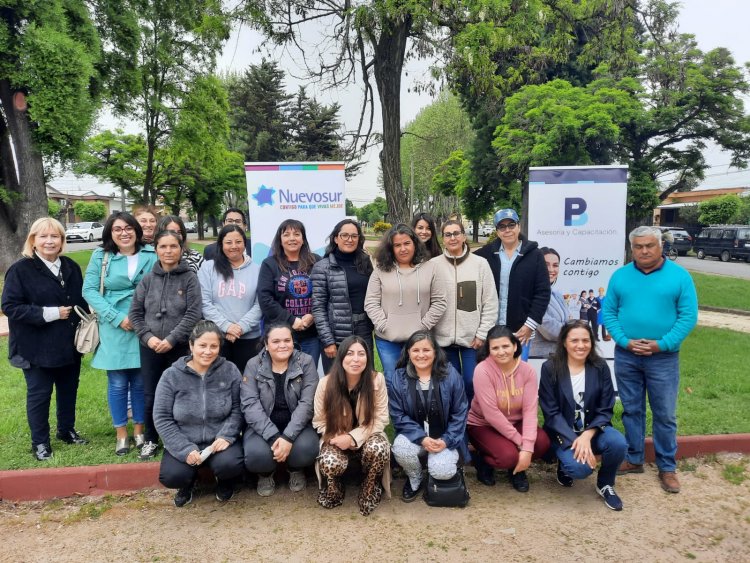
left=257, top=475, right=276, bottom=497
left=288, top=470, right=306, bottom=492
left=139, top=441, right=158, bottom=460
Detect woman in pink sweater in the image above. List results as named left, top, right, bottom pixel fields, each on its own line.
left=467, top=325, right=550, bottom=492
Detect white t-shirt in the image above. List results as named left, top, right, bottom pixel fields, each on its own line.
left=126, top=254, right=139, bottom=280
left=570, top=368, right=586, bottom=430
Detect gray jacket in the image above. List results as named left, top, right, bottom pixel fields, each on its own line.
left=311, top=253, right=354, bottom=347
left=240, top=349, right=319, bottom=443
left=129, top=260, right=202, bottom=347
left=154, top=356, right=243, bottom=461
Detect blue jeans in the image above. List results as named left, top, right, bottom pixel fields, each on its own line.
left=443, top=346, right=477, bottom=403
left=107, top=369, right=144, bottom=428
left=297, top=336, right=321, bottom=374
left=614, top=347, right=680, bottom=472
left=520, top=342, right=530, bottom=361
left=552, top=426, right=627, bottom=487
left=375, top=337, right=404, bottom=391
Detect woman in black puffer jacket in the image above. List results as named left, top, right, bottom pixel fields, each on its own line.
left=311, top=219, right=374, bottom=375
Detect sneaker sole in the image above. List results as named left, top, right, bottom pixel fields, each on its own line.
left=556, top=475, right=574, bottom=488
left=597, top=489, right=623, bottom=511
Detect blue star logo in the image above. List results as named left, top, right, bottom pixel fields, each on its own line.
left=253, top=185, right=276, bottom=207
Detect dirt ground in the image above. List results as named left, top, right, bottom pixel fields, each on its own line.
left=1, top=455, right=747, bottom=562
left=697, top=310, right=750, bottom=333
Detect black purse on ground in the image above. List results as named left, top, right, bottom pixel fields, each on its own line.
left=423, top=467, right=470, bottom=508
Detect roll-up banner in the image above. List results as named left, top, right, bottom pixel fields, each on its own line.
left=527, top=165, right=628, bottom=360
left=245, top=162, right=347, bottom=261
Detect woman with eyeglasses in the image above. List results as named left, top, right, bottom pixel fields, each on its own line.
left=430, top=220, right=497, bottom=402
left=83, top=211, right=157, bottom=455
left=129, top=229, right=203, bottom=460
left=258, top=219, right=322, bottom=368
left=411, top=213, right=442, bottom=259
left=311, top=219, right=374, bottom=375
left=364, top=223, right=446, bottom=390
left=538, top=320, right=627, bottom=511
left=529, top=248, right=571, bottom=359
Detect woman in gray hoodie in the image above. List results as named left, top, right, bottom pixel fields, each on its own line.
left=154, top=321, right=245, bottom=507
left=130, top=230, right=202, bottom=460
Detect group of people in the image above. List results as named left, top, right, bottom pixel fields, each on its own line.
left=2, top=206, right=697, bottom=515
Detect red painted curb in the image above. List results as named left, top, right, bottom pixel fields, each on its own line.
left=2, top=434, right=749, bottom=502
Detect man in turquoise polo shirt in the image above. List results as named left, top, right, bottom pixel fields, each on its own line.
left=603, top=226, right=698, bottom=494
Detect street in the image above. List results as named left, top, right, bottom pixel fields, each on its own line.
left=675, top=254, right=750, bottom=280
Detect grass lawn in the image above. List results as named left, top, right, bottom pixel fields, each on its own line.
left=690, top=272, right=750, bottom=312
left=0, top=326, right=747, bottom=470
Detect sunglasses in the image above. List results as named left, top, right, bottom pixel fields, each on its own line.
left=442, top=230, right=464, bottom=239
left=496, top=222, right=518, bottom=232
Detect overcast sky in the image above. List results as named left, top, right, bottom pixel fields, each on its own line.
left=63, top=1, right=750, bottom=202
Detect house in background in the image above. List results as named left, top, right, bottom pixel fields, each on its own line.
left=46, top=185, right=117, bottom=225
left=654, top=186, right=750, bottom=227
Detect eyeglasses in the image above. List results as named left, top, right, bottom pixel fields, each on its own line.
left=443, top=231, right=464, bottom=239
left=112, top=226, right=135, bottom=234
left=224, top=219, right=244, bottom=225
left=496, top=222, right=518, bottom=232
left=338, top=233, right=360, bottom=241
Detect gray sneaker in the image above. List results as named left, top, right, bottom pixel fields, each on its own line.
left=288, top=470, right=306, bottom=492
left=257, top=475, right=276, bottom=497
left=139, top=441, right=158, bottom=460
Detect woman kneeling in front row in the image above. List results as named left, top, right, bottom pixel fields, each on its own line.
left=241, top=322, right=320, bottom=497
left=390, top=330, right=469, bottom=502
left=313, top=336, right=391, bottom=516
left=539, top=319, right=627, bottom=511
left=154, top=321, right=245, bottom=507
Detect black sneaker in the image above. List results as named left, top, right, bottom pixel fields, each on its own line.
left=475, top=457, right=496, bottom=487
left=174, top=485, right=194, bottom=508
left=597, top=484, right=623, bottom=511
left=401, top=479, right=423, bottom=503
left=32, top=443, right=53, bottom=461
left=56, top=429, right=89, bottom=445
left=509, top=470, right=529, bottom=493
left=556, top=461, right=573, bottom=487
left=215, top=480, right=234, bottom=502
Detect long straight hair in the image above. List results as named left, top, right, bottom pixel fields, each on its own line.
left=323, top=335, right=375, bottom=439
left=549, top=320, right=605, bottom=382
left=411, top=212, right=442, bottom=258
left=213, top=224, right=247, bottom=282
left=271, top=219, right=317, bottom=274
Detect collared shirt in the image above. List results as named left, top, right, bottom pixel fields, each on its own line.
left=496, top=243, right=521, bottom=325
left=35, top=252, right=63, bottom=323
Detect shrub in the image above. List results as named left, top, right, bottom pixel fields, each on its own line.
left=373, top=221, right=392, bottom=234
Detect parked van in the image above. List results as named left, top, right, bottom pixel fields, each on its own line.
left=693, top=225, right=750, bottom=262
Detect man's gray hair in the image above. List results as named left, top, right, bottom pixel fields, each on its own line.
left=629, top=226, right=663, bottom=246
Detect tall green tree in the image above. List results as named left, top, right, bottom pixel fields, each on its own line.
left=0, top=1, right=103, bottom=271
left=288, top=87, right=345, bottom=162
left=698, top=195, right=744, bottom=225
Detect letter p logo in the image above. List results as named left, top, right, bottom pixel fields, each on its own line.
left=564, top=197, right=588, bottom=226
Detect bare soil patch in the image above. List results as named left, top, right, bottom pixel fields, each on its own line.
left=1, top=454, right=747, bottom=562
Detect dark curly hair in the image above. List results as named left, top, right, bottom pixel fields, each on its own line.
left=373, top=223, right=428, bottom=272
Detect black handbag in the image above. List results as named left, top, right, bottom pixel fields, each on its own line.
left=423, top=467, right=470, bottom=508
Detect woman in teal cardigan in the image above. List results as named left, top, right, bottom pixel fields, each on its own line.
left=83, top=212, right=157, bottom=455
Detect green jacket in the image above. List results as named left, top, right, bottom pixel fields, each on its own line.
left=83, top=246, right=157, bottom=370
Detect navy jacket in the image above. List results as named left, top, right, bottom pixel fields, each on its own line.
left=474, top=236, right=550, bottom=331
left=389, top=364, right=470, bottom=461
left=538, top=359, right=615, bottom=449
left=2, top=255, right=87, bottom=368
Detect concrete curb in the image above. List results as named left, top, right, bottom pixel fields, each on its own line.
left=699, top=305, right=750, bottom=318
left=2, top=434, right=749, bottom=502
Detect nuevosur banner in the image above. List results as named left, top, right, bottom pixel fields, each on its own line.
left=245, top=162, right=347, bottom=261
left=527, top=165, right=628, bottom=360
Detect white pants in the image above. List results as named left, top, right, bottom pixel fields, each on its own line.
left=392, top=434, right=459, bottom=488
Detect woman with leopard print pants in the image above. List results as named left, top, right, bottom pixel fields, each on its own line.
left=313, top=335, right=391, bottom=516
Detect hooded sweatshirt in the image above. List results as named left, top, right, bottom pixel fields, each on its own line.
left=430, top=245, right=498, bottom=348
left=467, top=357, right=539, bottom=452
left=364, top=260, right=446, bottom=343
left=129, top=260, right=202, bottom=347
left=198, top=257, right=262, bottom=339
left=153, top=355, right=243, bottom=461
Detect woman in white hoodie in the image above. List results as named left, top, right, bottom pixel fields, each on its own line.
left=364, top=223, right=446, bottom=391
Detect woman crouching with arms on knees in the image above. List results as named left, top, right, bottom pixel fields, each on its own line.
left=241, top=322, right=320, bottom=497
left=154, top=321, right=245, bottom=507
left=467, top=325, right=550, bottom=492
left=313, top=335, right=390, bottom=516
left=390, top=330, right=469, bottom=502
left=539, top=320, right=627, bottom=511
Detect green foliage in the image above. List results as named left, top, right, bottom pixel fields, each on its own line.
left=690, top=272, right=750, bottom=312
left=372, top=221, right=391, bottom=234
left=698, top=195, right=744, bottom=225
left=345, top=199, right=357, bottom=216
left=356, top=197, right=388, bottom=225
left=73, top=201, right=107, bottom=222
left=48, top=199, right=61, bottom=218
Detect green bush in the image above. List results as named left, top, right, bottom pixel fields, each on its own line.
left=373, top=221, right=392, bottom=234
left=73, top=201, right=107, bottom=222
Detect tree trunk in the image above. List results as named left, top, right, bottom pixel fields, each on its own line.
left=372, top=17, right=411, bottom=225
left=0, top=80, right=47, bottom=273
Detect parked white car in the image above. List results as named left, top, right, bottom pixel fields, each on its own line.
left=66, top=221, right=104, bottom=242
left=479, top=224, right=494, bottom=236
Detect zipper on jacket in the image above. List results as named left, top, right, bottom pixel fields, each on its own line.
left=202, top=374, right=207, bottom=445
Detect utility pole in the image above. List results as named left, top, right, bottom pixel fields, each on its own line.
left=409, top=159, right=414, bottom=218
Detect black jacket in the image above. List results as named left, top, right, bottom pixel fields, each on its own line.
left=2, top=255, right=87, bottom=368
left=311, top=253, right=370, bottom=347
left=474, top=236, right=550, bottom=331
left=538, top=360, right=615, bottom=449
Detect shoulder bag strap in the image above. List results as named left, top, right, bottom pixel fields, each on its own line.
left=99, top=252, right=109, bottom=295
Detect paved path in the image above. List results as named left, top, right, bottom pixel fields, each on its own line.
left=677, top=254, right=750, bottom=279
